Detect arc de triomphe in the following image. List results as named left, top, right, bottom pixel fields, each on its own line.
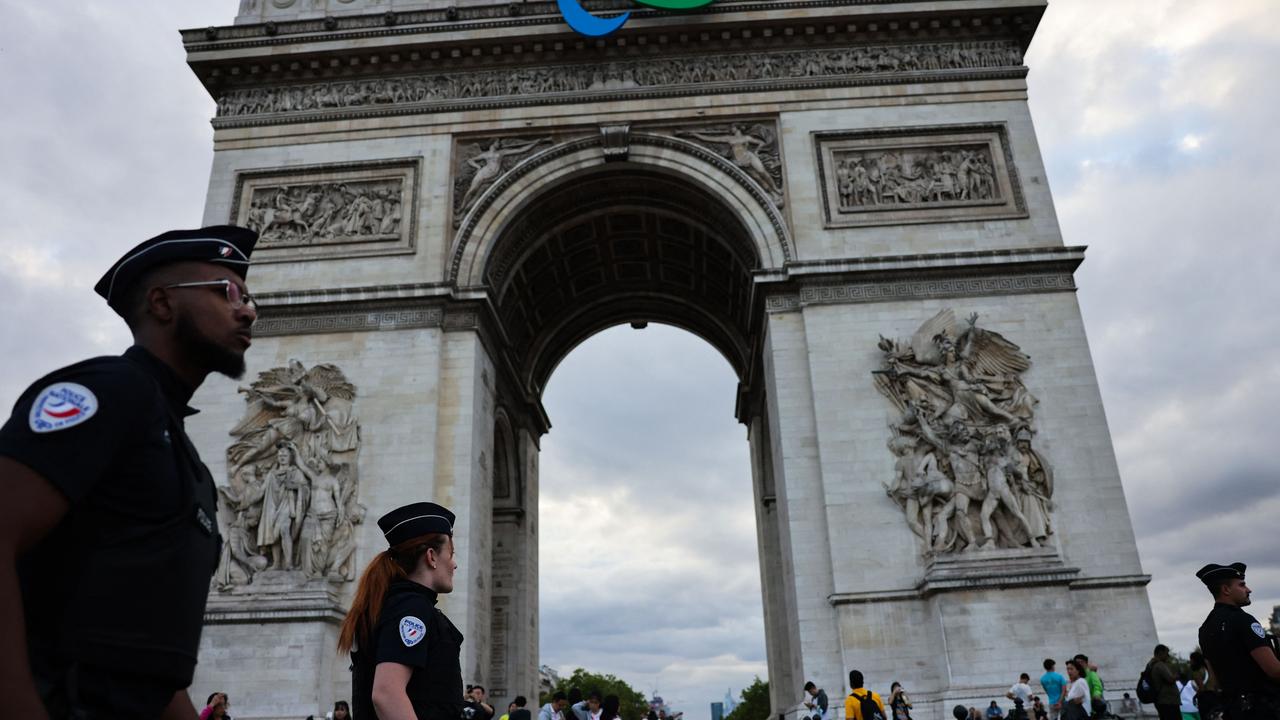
left=182, top=2, right=1158, bottom=718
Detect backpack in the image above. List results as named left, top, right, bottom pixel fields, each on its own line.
left=851, top=690, right=886, bottom=720
left=1135, top=668, right=1157, bottom=704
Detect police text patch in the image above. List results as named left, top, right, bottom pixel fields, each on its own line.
left=28, top=382, right=99, bottom=433
left=1252, top=622, right=1266, bottom=638
left=400, top=615, right=426, bottom=647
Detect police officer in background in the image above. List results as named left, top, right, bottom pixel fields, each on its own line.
left=0, top=226, right=259, bottom=719
left=339, top=501, right=464, bottom=720
left=1196, top=562, right=1280, bottom=719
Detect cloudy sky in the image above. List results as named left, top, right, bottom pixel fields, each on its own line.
left=2, top=0, right=1279, bottom=716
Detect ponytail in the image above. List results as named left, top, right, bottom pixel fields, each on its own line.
left=337, top=533, right=449, bottom=655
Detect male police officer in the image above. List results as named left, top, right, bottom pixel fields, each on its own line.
left=0, top=226, right=258, bottom=719
left=1196, top=562, right=1280, bottom=719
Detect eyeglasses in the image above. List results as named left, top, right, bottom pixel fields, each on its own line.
left=163, top=279, right=257, bottom=311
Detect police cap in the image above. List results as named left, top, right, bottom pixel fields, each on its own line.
left=378, top=502, right=455, bottom=546
left=1196, top=562, right=1246, bottom=587
left=94, top=225, right=258, bottom=314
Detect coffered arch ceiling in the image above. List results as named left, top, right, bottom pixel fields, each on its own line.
left=485, top=167, right=761, bottom=395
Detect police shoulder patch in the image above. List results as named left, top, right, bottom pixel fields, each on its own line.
left=400, top=615, right=427, bottom=647
left=1251, top=622, right=1266, bottom=638
left=28, top=382, right=99, bottom=433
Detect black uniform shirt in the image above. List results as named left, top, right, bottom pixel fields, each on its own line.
left=0, top=346, right=221, bottom=688
left=353, top=580, right=464, bottom=720
left=1199, top=602, right=1275, bottom=695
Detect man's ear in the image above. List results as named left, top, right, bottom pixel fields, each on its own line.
left=146, top=286, right=176, bottom=323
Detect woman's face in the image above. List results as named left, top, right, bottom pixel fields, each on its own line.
left=1067, top=663, right=1080, bottom=681
left=426, top=537, right=458, bottom=593
left=335, top=707, right=350, bottom=720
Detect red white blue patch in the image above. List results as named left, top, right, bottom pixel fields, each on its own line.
left=399, top=615, right=426, bottom=647
left=28, top=382, right=99, bottom=433
left=219, top=245, right=234, bottom=257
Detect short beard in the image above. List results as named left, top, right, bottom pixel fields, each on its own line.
left=175, top=310, right=246, bottom=380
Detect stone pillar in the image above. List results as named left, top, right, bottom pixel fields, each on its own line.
left=759, top=315, right=845, bottom=703
left=433, top=321, right=497, bottom=687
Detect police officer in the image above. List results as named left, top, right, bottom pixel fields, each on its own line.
left=1196, top=562, right=1280, bottom=719
left=0, top=226, right=259, bottom=719
left=338, top=501, right=463, bottom=720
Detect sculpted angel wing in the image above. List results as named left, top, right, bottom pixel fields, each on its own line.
left=962, top=324, right=1031, bottom=377
left=910, top=308, right=956, bottom=366
left=305, top=363, right=356, bottom=402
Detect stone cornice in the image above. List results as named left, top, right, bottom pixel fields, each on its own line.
left=183, top=0, right=1043, bottom=49
left=185, top=2, right=1042, bottom=122
left=761, top=245, right=1084, bottom=311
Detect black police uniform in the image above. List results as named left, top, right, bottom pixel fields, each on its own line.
left=351, top=579, right=465, bottom=720
left=0, top=347, right=221, bottom=715
left=351, top=501, right=464, bottom=720
left=1197, top=563, right=1280, bottom=719
left=0, top=225, right=256, bottom=717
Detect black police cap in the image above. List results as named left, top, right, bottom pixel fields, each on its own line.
left=378, top=502, right=455, bottom=547
left=94, top=225, right=258, bottom=314
left=1196, top=562, right=1246, bottom=586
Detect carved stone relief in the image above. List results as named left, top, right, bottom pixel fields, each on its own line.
left=231, top=159, right=419, bottom=261
left=213, top=40, right=1024, bottom=123
left=815, top=125, right=1026, bottom=228
left=214, top=360, right=365, bottom=590
left=874, top=309, right=1053, bottom=554
left=674, top=123, right=784, bottom=206
left=452, top=137, right=553, bottom=227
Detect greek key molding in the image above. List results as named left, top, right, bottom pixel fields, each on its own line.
left=253, top=305, right=444, bottom=337
left=801, top=272, right=1073, bottom=303
left=763, top=271, right=1076, bottom=313
left=211, top=40, right=1024, bottom=127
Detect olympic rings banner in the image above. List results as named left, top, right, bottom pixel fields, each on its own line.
left=557, top=0, right=715, bottom=36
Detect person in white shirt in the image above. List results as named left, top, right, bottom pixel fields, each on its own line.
left=1063, top=660, right=1091, bottom=720
left=571, top=691, right=603, bottom=720
left=540, top=692, right=569, bottom=720
left=1176, top=673, right=1199, bottom=720
left=1008, top=674, right=1034, bottom=707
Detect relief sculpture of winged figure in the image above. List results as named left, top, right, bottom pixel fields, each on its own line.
left=874, top=309, right=1053, bottom=554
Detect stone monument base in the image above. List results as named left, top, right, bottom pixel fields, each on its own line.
left=195, top=571, right=351, bottom=720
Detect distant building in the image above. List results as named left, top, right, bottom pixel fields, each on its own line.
left=723, top=689, right=738, bottom=716
left=712, top=702, right=725, bottom=720
left=540, top=665, right=562, bottom=698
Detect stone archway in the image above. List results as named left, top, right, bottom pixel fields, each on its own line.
left=462, top=137, right=800, bottom=707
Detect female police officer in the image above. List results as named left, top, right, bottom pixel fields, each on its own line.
left=339, top=502, right=463, bottom=720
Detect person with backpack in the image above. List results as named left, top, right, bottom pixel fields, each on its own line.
left=1145, top=644, right=1181, bottom=720
left=844, top=670, right=887, bottom=720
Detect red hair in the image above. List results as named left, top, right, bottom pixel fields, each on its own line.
left=337, top=533, right=450, bottom=655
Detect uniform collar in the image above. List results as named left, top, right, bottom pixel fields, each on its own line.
left=124, top=345, right=200, bottom=417
left=390, top=578, right=440, bottom=605
left=1213, top=602, right=1244, bottom=613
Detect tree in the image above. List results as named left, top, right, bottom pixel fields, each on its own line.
left=540, top=668, right=650, bottom=720
left=724, top=678, right=771, bottom=720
